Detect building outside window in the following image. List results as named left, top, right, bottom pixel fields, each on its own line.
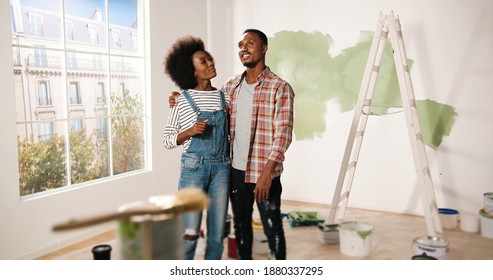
left=97, top=82, right=105, bottom=104
left=87, top=24, right=99, bottom=44
left=71, top=119, right=83, bottom=132
left=66, top=51, right=77, bottom=69
left=69, top=82, right=81, bottom=105
left=111, top=28, right=121, bottom=48
left=65, top=20, right=74, bottom=41
left=29, top=12, right=43, bottom=36
left=33, top=47, right=47, bottom=67
left=39, top=121, right=53, bottom=142
left=38, top=81, right=51, bottom=106
left=11, top=0, right=147, bottom=197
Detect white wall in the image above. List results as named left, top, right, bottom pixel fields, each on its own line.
left=208, top=0, right=493, bottom=216
left=1, top=0, right=492, bottom=259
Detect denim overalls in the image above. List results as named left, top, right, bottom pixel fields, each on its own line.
left=178, top=90, right=230, bottom=260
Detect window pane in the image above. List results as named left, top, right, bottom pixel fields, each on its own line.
left=69, top=82, right=81, bottom=104
left=111, top=114, right=144, bottom=175
left=109, top=0, right=138, bottom=52
left=17, top=121, right=68, bottom=196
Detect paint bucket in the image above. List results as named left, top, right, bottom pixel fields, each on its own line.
left=438, top=208, right=459, bottom=230
left=91, top=244, right=112, bottom=260
left=252, top=219, right=269, bottom=254
left=411, top=254, right=437, bottom=260
left=484, top=192, right=493, bottom=213
left=338, top=221, right=373, bottom=257
left=227, top=234, right=237, bottom=259
left=459, top=210, right=480, bottom=233
left=479, top=208, right=493, bottom=239
left=318, top=223, right=339, bottom=244
left=412, top=236, right=449, bottom=260
left=117, top=198, right=183, bottom=260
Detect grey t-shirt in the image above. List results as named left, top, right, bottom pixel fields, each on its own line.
left=232, top=78, right=255, bottom=171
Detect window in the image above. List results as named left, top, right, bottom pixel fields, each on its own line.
left=93, top=54, right=103, bottom=70
left=38, top=81, right=51, bottom=106
left=97, top=82, right=105, bottom=104
left=131, top=32, right=138, bottom=50
left=65, top=20, right=74, bottom=41
left=87, top=24, right=99, bottom=44
left=97, top=117, right=107, bottom=140
left=34, top=48, right=47, bottom=67
left=11, top=0, right=147, bottom=197
left=69, top=82, right=81, bottom=104
left=39, top=121, right=54, bottom=142
left=29, top=13, right=44, bottom=36
left=66, top=51, right=77, bottom=69
left=71, top=119, right=83, bottom=132
left=119, top=82, right=125, bottom=97
left=111, top=28, right=121, bottom=48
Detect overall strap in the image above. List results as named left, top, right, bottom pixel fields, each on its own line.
left=182, top=90, right=200, bottom=114
left=219, top=90, right=227, bottom=111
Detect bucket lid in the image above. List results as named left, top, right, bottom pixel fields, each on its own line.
left=414, top=236, right=448, bottom=247
left=479, top=208, right=493, bottom=218
left=438, top=208, right=459, bottom=215
left=412, top=254, right=437, bottom=260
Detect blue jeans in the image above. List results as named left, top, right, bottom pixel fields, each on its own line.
left=230, top=168, right=286, bottom=260
left=178, top=154, right=230, bottom=260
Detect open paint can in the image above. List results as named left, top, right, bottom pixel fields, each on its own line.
left=117, top=197, right=183, bottom=260
left=412, top=236, right=449, bottom=260
left=338, top=221, right=373, bottom=258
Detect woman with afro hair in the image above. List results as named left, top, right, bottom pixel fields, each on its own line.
left=163, top=36, right=230, bottom=260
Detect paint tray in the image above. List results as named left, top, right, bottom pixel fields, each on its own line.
left=288, top=211, right=325, bottom=227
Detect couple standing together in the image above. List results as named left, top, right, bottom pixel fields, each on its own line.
left=163, top=29, right=295, bottom=260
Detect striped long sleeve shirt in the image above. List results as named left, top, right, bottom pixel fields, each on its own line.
left=222, top=67, right=295, bottom=183
left=163, top=89, right=230, bottom=153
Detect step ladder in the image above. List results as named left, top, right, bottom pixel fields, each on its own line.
left=326, top=11, right=442, bottom=236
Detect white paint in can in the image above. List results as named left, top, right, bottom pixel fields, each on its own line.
left=412, top=236, right=449, bottom=260
left=338, top=221, right=373, bottom=258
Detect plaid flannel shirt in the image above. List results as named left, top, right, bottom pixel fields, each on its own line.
left=222, top=67, right=294, bottom=183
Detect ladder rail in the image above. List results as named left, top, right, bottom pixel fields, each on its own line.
left=327, top=13, right=389, bottom=224
left=388, top=12, right=442, bottom=235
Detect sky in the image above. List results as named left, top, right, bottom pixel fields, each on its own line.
left=19, top=0, right=137, bottom=27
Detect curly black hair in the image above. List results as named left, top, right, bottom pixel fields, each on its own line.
left=163, top=36, right=207, bottom=90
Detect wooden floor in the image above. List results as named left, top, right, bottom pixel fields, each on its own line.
left=37, top=200, right=493, bottom=260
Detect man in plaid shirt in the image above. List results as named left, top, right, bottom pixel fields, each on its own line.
left=223, top=29, right=294, bottom=260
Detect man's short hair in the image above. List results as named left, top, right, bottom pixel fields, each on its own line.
left=243, top=29, right=268, bottom=46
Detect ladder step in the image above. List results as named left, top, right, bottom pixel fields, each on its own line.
left=340, top=191, right=349, bottom=201
left=347, top=161, right=357, bottom=170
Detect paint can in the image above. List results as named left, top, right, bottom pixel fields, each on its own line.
left=318, top=223, right=339, bottom=244
left=227, top=234, right=237, bottom=259
left=484, top=192, right=493, bottom=213
left=438, top=208, right=459, bottom=230
left=412, top=236, right=449, bottom=260
left=459, top=210, right=480, bottom=233
left=117, top=198, right=183, bottom=260
left=479, top=208, right=493, bottom=239
left=338, top=221, right=373, bottom=258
